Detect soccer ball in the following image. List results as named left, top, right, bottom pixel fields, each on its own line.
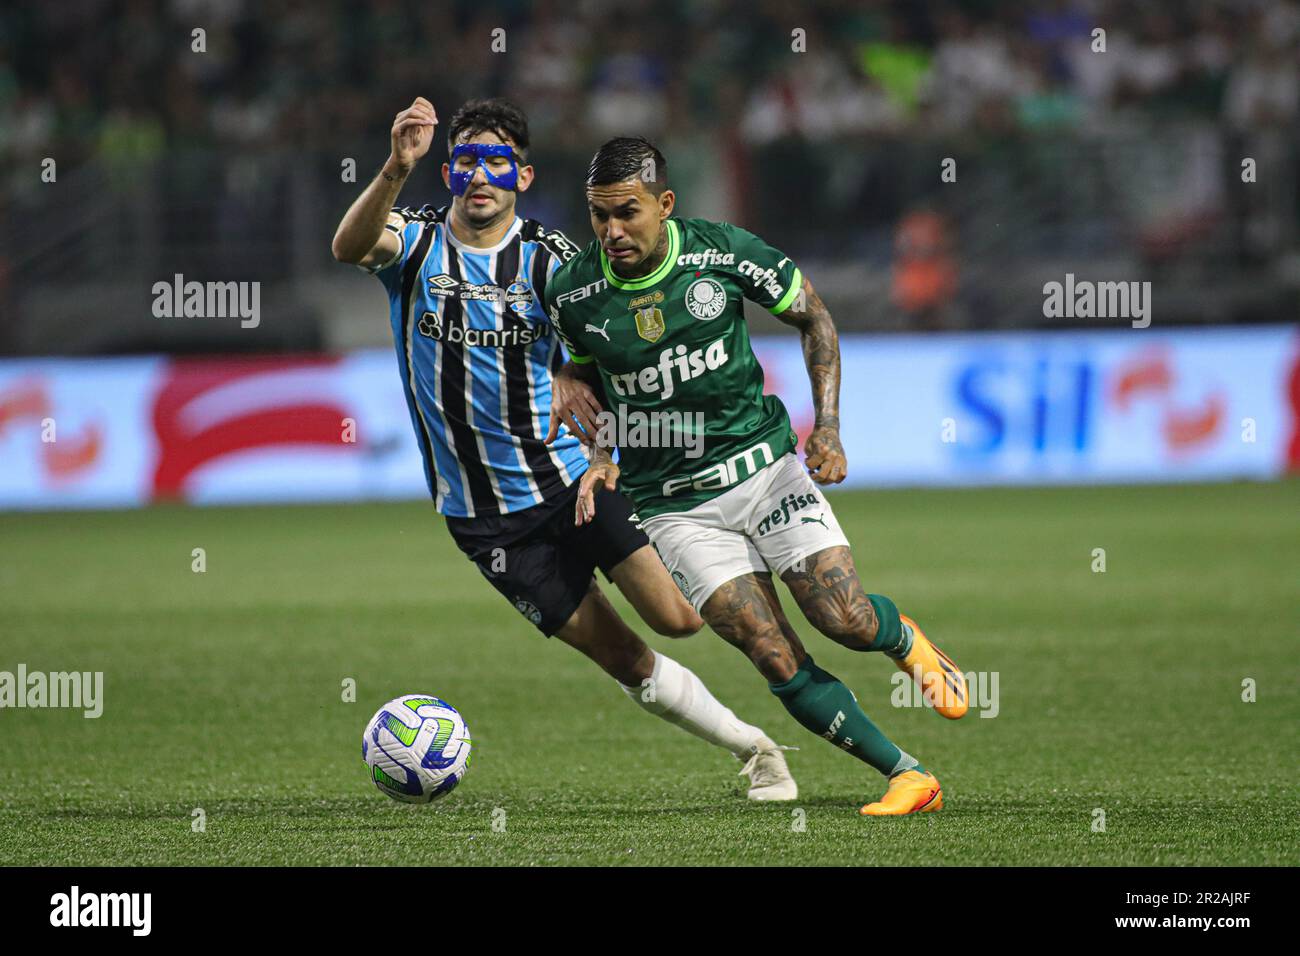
left=362, top=694, right=472, bottom=803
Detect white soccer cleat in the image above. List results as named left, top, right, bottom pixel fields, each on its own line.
left=738, top=737, right=798, bottom=801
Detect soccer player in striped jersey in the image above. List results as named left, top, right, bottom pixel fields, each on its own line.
left=331, top=98, right=796, bottom=800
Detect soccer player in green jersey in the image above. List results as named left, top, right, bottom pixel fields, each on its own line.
left=545, top=137, right=970, bottom=815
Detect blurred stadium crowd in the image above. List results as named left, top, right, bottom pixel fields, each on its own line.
left=1, top=0, right=1297, bottom=353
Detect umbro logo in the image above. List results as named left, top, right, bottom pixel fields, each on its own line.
left=426, top=275, right=509, bottom=303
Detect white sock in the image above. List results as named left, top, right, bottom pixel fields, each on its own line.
left=619, top=651, right=767, bottom=759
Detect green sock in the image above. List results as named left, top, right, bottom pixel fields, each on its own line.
left=769, top=656, right=924, bottom=778
left=868, top=593, right=913, bottom=658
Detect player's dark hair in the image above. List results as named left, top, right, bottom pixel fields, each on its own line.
left=586, top=136, right=667, bottom=195
left=447, top=98, right=530, bottom=159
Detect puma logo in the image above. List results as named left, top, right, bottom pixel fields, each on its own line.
left=801, top=514, right=828, bottom=530
left=585, top=318, right=612, bottom=341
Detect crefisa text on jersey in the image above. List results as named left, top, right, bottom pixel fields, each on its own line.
left=607, top=337, right=730, bottom=400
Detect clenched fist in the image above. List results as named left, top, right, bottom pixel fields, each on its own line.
left=390, top=98, right=437, bottom=174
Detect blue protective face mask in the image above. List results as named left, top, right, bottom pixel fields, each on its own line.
left=448, top=143, right=519, bottom=196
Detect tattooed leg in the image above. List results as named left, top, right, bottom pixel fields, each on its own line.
left=781, top=546, right=889, bottom=652
left=703, top=569, right=925, bottom=778
left=700, top=572, right=806, bottom=683
left=782, top=546, right=911, bottom=655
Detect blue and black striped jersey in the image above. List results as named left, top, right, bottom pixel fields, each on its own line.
left=364, top=204, right=588, bottom=517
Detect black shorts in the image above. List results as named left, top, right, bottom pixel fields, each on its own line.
left=445, top=483, right=649, bottom=636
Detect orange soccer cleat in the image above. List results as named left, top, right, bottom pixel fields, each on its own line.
left=859, top=770, right=944, bottom=816
left=894, top=614, right=968, bottom=719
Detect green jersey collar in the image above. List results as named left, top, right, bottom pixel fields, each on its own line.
left=600, top=219, right=681, bottom=291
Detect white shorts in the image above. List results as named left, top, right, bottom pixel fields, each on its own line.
left=641, top=453, right=851, bottom=612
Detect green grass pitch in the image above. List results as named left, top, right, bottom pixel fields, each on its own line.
left=1, top=481, right=1296, bottom=866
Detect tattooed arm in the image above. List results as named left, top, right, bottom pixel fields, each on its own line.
left=548, top=360, right=619, bottom=525
left=773, top=276, right=847, bottom=484
left=545, top=360, right=606, bottom=446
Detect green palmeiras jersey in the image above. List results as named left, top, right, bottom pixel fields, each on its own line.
left=546, top=217, right=804, bottom=519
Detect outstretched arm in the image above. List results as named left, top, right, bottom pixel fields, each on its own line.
left=574, top=440, right=619, bottom=526
left=773, top=276, right=847, bottom=484
left=545, top=359, right=607, bottom=445
left=331, top=98, right=436, bottom=268
left=545, top=360, right=620, bottom=526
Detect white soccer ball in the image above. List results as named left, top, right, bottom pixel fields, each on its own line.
left=362, top=694, right=472, bottom=803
